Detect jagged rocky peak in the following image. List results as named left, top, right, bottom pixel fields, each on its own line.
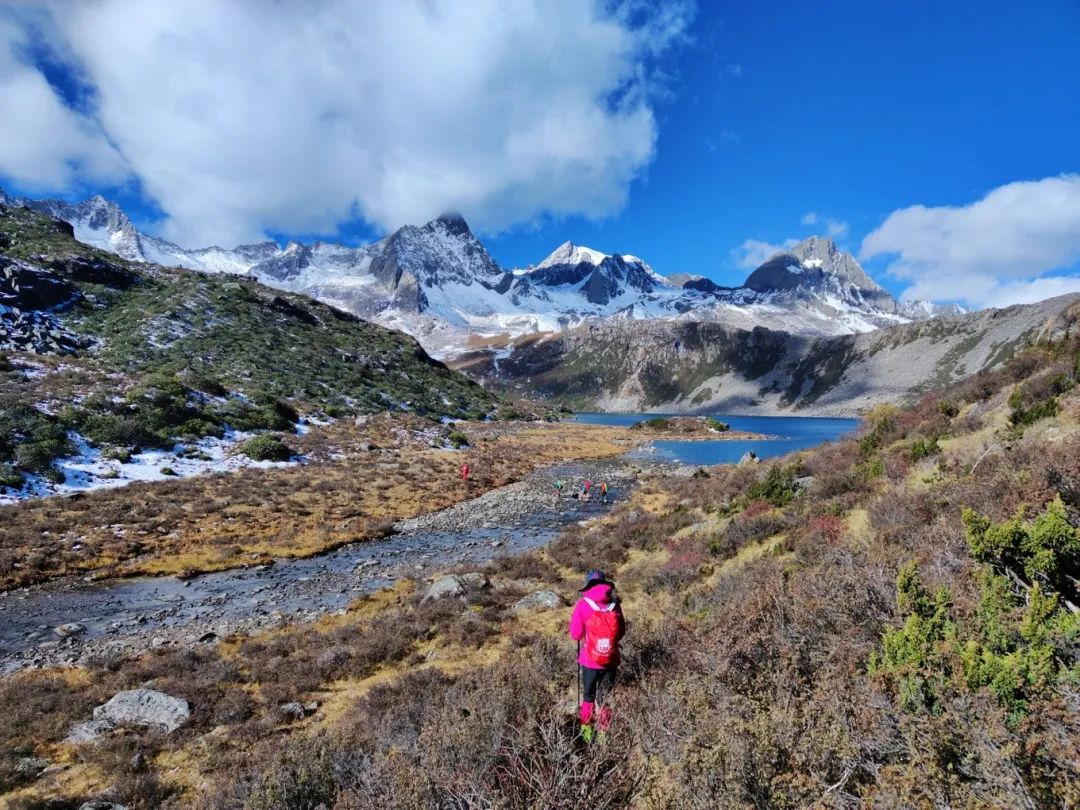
left=385, top=211, right=505, bottom=287
left=252, top=240, right=312, bottom=282
left=745, top=236, right=889, bottom=297
left=432, top=210, right=470, bottom=237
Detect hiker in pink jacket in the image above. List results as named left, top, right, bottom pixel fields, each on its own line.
left=569, top=569, right=626, bottom=741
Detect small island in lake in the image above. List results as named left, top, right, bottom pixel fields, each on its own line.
left=628, top=415, right=768, bottom=440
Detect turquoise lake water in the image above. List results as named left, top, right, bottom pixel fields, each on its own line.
left=573, top=413, right=860, bottom=466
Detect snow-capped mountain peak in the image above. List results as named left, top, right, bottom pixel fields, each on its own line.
left=3, top=188, right=960, bottom=359
left=535, top=241, right=610, bottom=269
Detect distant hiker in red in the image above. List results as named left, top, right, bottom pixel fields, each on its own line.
left=569, top=569, right=626, bottom=742
left=581, top=479, right=592, bottom=498
left=599, top=482, right=608, bottom=501
left=459, top=462, right=469, bottom=481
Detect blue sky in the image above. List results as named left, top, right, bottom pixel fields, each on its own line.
left=487, top=0, right=1080, bottom=294
left=1, top=0, right=1079, bottom=307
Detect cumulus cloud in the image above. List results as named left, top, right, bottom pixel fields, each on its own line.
left=0, top=0, right=692, bottom=246
left=732, top=237, right=798, bottom=270
left=0, top=15, right=126, bottom=191
left=861, top=175, right=1080, bottom=308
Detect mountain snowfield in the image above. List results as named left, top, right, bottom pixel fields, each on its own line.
left=0, top=189, right=960, bottom=358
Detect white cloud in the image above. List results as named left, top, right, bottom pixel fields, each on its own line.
left=0, top=0, right=692, bottom=246
left=861, top=175, right=1080, bottom=308
left=801, top=211, right=848, bottom=239
left=0, top=15, right=127, bottom=191
left=732, top=237, right=798, bottom=271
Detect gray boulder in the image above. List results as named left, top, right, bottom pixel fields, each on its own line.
left=279, top=702, right=306, bottom=721
left=512, top=591, right=564, bottom=612
left=738, top=451, right=759, bottom=466
left=55, top=622, right=87, bottom=638
left=92, top=689, right=191, bottom=734
left=79, top=802, right=129, bottom=810
left=66, top=718, right=114, bottom=744
left=422, top=575, right=467, bottom=603
left=15, top=756, right=49, bottom=779
left=459, top=572, right=490, bottom=590
left=422, top=572, right=489, bottom=603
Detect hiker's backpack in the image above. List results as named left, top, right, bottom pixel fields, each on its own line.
left=583, top=597, right=619, bottom=666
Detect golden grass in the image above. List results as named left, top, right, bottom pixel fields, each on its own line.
left=0, top=419, right=632, bottom=589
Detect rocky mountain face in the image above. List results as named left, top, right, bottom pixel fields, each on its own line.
left=1, top=189, right=957, bottom=359
left=453, top=294, right=1080, bottom=416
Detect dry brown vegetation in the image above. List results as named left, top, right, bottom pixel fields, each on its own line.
left=5, top=335, right=1080, bottom=807
left=0, top=416, right=631, bottom=588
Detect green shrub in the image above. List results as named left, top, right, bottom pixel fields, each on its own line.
left=857, top=404, right=898, bottom=458
left=910, top=435, right=940, bottom=461
left=706, top=417, right=729, bottom=432
left=0, top=403, right=71, bottom=473
left=937, top=400, right=959, bottom=418
left=0, top=464, right=23, bottom=490
left=963, top=495, right=1080, bottom=601
left=237, top=434, right=294, bottom=462
left=177, top=368, right=228, bottom=397
left=1007, top=385, right=1060, bottom=430
left=868, top=562, right=955, bottom=713
left=447, top=430, right=470, bottom=449
left=77, top=412, right=167, bottom=450
left=744, top=463, right=801, bottom=507
left=102, top=446, right=133, bottom=463
left=863, top=455, right=885, bottom=479
left=160, top=466, right=177, bottom=476
left=874, top=502, right=1080, bottom=720
left=220, top=398, right=296, bottom=432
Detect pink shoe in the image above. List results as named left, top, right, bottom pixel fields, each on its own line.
left=579, top=701, right=594, bottom=725
left=598, top=705, right=612, bottom=732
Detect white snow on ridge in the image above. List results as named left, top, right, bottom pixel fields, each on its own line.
left=0, top=431, right=299, bottom=505
left=535, top=241, right=610, bottom=269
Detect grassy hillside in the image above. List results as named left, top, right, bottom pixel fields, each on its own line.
left=0, top=204, right=498, bottom=490
left=5, top=326, right=1080, bottom=807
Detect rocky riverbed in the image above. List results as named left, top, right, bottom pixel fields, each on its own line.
left=0, top=458, right=636, bottom=674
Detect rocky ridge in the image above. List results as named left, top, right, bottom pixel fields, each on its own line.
left=455, top=293, right=1080, bottom=415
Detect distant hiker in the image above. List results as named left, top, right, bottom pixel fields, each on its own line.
left=569, top=569, right=626, bottom=743
left=599, top=481, right=608, bottom=501
left=460, top=461, right=470, bottom=481
left=583, top=479, right=592, bottom=495
left=554, top=479, right=564, bottom=497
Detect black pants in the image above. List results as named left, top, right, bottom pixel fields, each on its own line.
left=581, top=665, right=616, bottom=703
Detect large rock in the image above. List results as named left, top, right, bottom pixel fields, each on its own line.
left=422, top=575, right=467, bottom=603
left=512, top=590, right=564, bottom=612
left=15, top=756, right=49, bottom=779
left=421, top=572, right=490, bottom=603
left=91, top=689, right=192, bottom=734
left=66, top=718, right=114, bottom=743
left=79, top=802, right=129, bottom=810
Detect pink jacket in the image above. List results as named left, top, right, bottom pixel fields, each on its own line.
left=569, top=583, right=626, bottom=669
